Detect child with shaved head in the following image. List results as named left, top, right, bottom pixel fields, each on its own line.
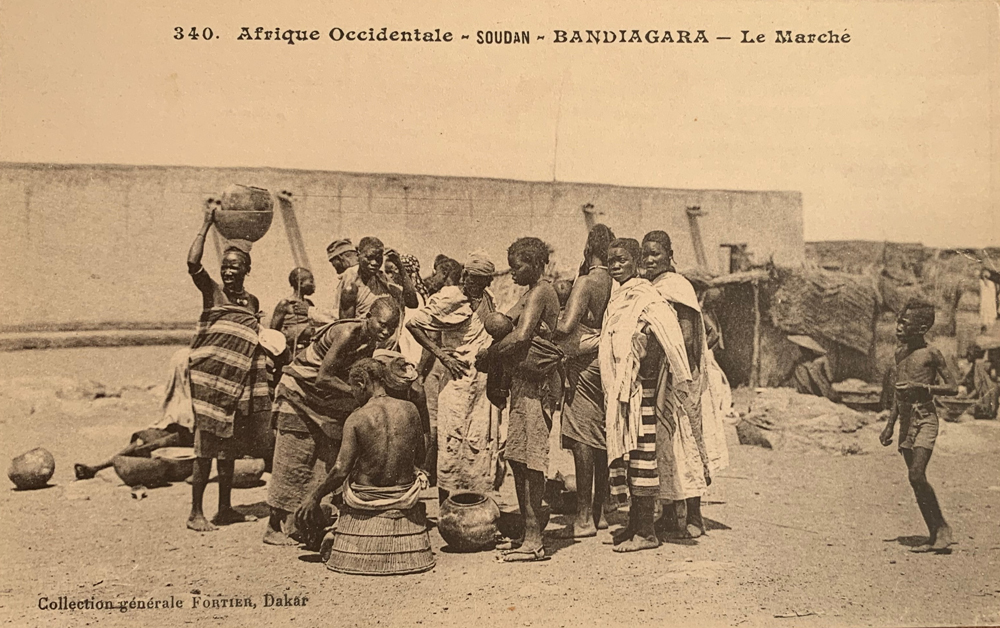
left=880, top=299, right=958, bottom=553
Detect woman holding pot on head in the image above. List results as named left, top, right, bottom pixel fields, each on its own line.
left=477, top=237, right=562, bottom=563
left=406, top=253, right=504, bottom=505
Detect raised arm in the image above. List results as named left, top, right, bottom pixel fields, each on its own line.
left=296, top=416, right=359, bottom=530
left=314, top=326, right=358, bottom=396
left=187, top=200, right=217, bottom=274
left=386, top=249, right=418, bottom=309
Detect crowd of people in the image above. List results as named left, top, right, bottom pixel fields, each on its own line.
left=74, top=199, right=739, bottom=570
left=69, top=193, right=979, bottom=570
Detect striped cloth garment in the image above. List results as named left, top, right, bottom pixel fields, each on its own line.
left=188, top=305, right=271, bottom=438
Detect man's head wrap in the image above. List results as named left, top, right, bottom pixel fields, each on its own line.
left=326, top=238, right=356, bottom=261
left=371, top=350, right=418, bottom=391
left=464, top=252, right=495, bottom=277
left=399, top=253, right=428, bottom=297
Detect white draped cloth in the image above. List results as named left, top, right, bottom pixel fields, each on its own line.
left=651, top=272, right=730, bottom=473
left=599, top=277, right=691, bottom=464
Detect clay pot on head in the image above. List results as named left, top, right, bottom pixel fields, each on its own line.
left=8, top=447, right=56, bottom=490
left=232, top=458, right=266, bottom=488
left=438, top=492, right=501, bottom=552
left=113, top=455, right=170, bottom=488
left=213, top=184, right=274, bottom=242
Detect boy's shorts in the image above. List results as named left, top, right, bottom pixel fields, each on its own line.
left=194, top=428, right=240, bottom=460
left=898, top=401, right=939, bottom=452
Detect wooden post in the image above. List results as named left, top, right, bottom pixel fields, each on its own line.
left=686, top=206, right=708, bottom=269
left=751, top=279, right=761, bottom=388
left=209, top=226, right=224, bottom=265
left=277, top=192, right=311, bottom=271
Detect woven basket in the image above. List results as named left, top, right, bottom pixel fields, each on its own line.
left=326, top=504, right=435, bottom=576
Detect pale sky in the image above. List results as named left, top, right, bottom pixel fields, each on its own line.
left=1, top=0, right=997, bottom=246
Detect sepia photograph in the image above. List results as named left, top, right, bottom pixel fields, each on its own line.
left=0, top=1, right=997, bottom=626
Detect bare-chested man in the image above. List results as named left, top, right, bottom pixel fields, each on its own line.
left=339, top=237, right=419, bottom=321
left=880, top=299, right=958, bottom=553
left=295, top=358, right=426, bottom=536
left=263, top=298, right=400, bottom=545
left=548, top=224, right=615, bottom=539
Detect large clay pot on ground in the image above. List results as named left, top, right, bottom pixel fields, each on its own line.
left=151, top=447, right=196, bottom=482
left=8, top=447, right=55, bottom=490
left=113, top=455, right=170, bottom=488
left=438, top=492, right=501, bottom=552
left=232, top=458, right=266, bottom=488
left=213, top=184, right=274, bottom=242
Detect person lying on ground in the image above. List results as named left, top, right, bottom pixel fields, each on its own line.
left=74, top=349, right=195, bottom=480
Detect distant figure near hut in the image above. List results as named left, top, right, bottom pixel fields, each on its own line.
left=783, top=335, right=841, bottom=403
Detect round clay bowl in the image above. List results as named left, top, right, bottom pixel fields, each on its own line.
left=232, top=458, right=266, bottom=488
left=8, top=447, right=56, bottom=490
left=113, top=455, right=170, bottom=488
left=151, top=447, right=196, bottom=482
left=215, top=184, right=274, bottom=242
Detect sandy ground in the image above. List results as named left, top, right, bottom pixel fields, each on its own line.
left=1, top=346, right=999, bottom=628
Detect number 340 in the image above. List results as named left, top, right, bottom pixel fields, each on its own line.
left=174, top=27, right=215, bottom=40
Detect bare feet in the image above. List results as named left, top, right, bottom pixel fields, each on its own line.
left=74, top=464, right=97, bottom=480
left=931, top=525, right=954, bottom=552
left=546, top=523, right=597, bottom=539
left=596, top=513, right=609, bottom=531
left=187, top=513, right=216, bottom=532
left=910, top=543, right=935, bottom=553
left=612, top=534, right=660, bottom=553
left=608, top=524, right=635, bottom=546
left=686, top=524, right=705, bottom=539
left=495, top=538, right=523, bottom=551
left=498, top=546, right=548, bottom=563
left=212, top=508, right=254, bottom=526
left=263, top=526, right=299, bottom=546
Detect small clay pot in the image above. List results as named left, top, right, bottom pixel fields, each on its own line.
left=8, top=447, right=56, bottom=490
left=113, top=455, right=170, bottom=488
left=232, top=458, right=265, bottom=488
left=438, top=492, right=501, bottom=552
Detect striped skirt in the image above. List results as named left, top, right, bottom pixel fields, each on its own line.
left=609, top=373, right=659, bottom=504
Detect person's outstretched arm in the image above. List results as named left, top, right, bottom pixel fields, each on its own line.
left=296, top=416, right=358, bottom=530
